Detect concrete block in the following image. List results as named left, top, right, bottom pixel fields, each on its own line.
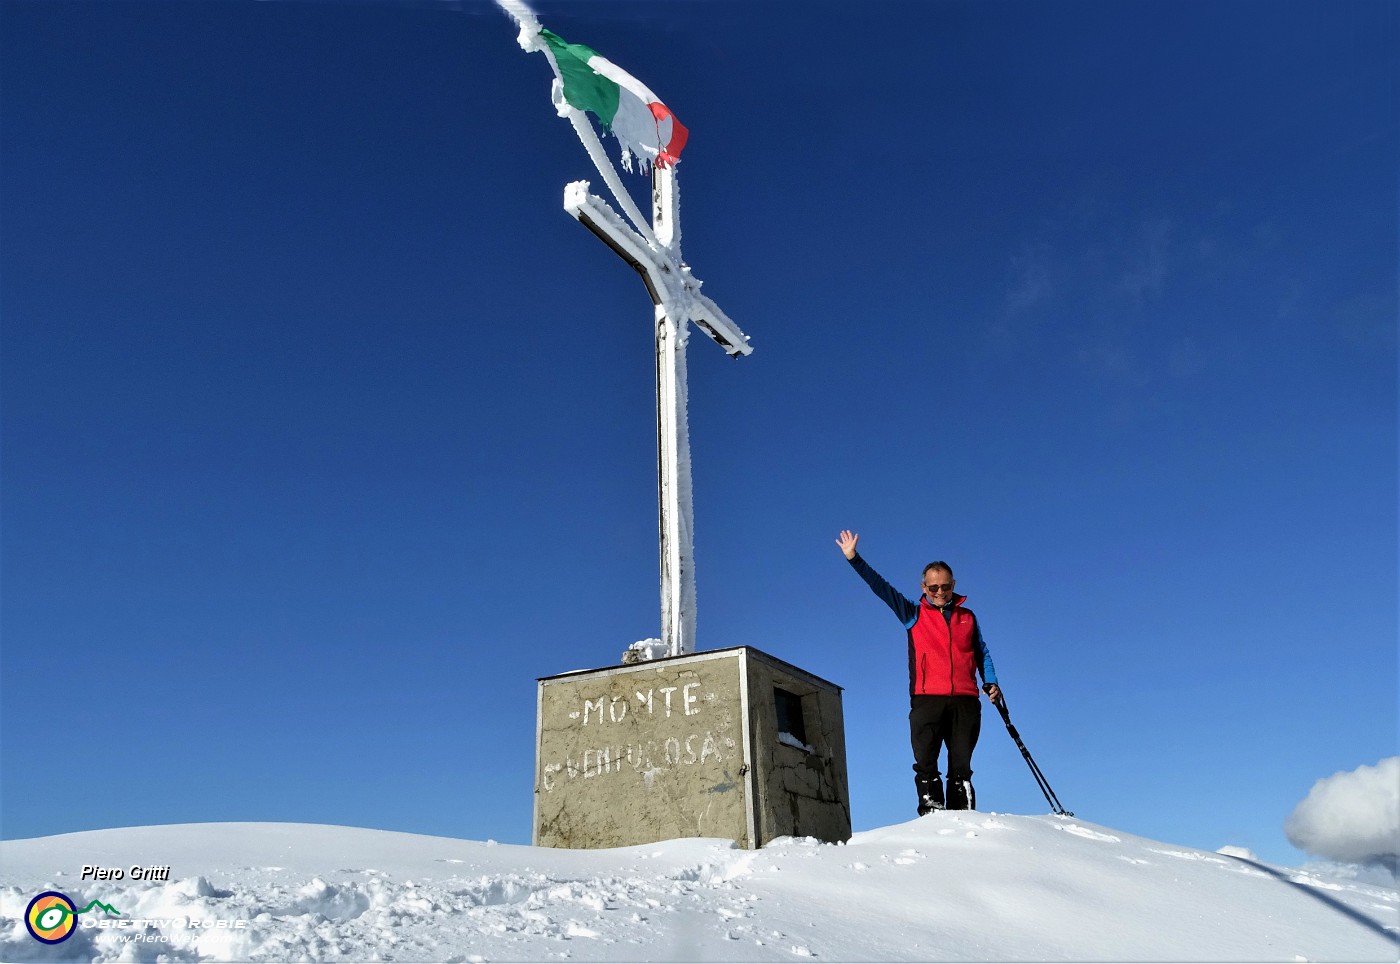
left=533, top=646, right=850, bottom=850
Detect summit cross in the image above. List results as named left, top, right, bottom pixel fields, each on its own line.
left=496, top=3, right=752, bottom=658
left=565, top=164, right=751, bottom=659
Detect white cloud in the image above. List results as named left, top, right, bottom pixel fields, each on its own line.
left=1285, top=757, right=1400, bottom=868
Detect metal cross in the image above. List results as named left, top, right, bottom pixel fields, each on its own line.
left=564, top=165, right=751, bottom=657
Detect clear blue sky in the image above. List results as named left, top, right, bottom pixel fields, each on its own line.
left=3, top=0, right=1395, bottom=869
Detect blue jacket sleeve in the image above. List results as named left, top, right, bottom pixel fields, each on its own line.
left=973, top=620, right=998, bottom=685
left=846, top=553, right=920, bottom=628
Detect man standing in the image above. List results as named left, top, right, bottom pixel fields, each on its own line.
left=836, top=530, right=1002, bottom=814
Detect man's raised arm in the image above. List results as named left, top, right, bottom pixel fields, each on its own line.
left=835, top=530, right=919, bottom=626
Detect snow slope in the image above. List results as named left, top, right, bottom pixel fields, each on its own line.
left=2, top=814, right=1396, bottom=962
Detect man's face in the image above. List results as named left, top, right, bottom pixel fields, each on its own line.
left=922, top=569, right=955, bottom=605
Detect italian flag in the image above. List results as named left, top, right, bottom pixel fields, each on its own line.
left=539, top=28, right=689, bottom=168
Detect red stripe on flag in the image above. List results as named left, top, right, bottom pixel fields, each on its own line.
left=649, top=102, right=689, bottom=167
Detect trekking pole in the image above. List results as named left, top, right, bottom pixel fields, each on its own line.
left=993, top=697, right=1073, bottom=817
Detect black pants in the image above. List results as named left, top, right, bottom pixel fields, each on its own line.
left=909, top=694, right=982, bottom=783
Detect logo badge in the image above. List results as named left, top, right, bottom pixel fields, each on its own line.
left=25, top=891, right=78, bottom=944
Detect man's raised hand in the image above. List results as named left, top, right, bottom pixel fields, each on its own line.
left=836, top=529, right=859, bottom=560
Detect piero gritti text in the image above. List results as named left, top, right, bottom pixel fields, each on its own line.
left=81, top=864, right=171, bottom=882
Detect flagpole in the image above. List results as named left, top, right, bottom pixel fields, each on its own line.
left=565, top=110, right=659, bottom=248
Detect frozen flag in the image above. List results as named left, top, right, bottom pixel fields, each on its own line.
left=540, top=28, right=689, bottom=169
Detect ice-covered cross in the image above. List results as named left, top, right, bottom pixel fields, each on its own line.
left=566, top=166, right=751, bottom=659
left=499, top=2, right=752, bottom=658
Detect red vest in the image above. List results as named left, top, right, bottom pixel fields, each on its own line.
left=908, top=595, right=980, bottom=696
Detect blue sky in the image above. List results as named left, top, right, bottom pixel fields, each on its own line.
left=2, top=0, right=1395, bottom=869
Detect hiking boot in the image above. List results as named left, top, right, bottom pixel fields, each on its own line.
left=916, top=775, right=944, bottom=815
left=946, top=778, right=976, bottom=811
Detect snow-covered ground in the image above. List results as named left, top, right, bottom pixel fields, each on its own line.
left=2, top=814, right=1396, bottom=962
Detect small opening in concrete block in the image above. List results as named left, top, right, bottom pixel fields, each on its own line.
left=774, top=686, right=811, bottom=751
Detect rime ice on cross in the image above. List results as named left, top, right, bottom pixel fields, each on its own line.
left=564, top=164, right=751, bottom=658
left=496, top=1, right=753, bottom=658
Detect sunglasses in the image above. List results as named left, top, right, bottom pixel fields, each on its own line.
left=923, top=583, right=953, bottom=593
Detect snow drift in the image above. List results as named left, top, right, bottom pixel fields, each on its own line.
left=2, top=813, right=1396, bottom=962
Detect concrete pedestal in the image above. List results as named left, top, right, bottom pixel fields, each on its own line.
left=533, top=646, right=850, bottom=850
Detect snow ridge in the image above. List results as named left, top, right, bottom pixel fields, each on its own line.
left=2, top=815, right=1396, bottom=962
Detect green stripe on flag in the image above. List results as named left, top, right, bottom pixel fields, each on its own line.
left=540, top=29, right=620, bottom=126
